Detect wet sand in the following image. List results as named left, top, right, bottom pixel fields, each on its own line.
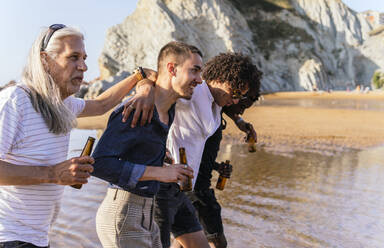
left=263, top=91, right=384, bottom=100
left=224, top=91, right=384, bottom=152
left=77, top=91, right=384, bottom=152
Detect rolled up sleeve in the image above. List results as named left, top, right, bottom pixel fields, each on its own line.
left=91, top=156, right=146, bottom=190
left=119, top=162, right=146, bottom=189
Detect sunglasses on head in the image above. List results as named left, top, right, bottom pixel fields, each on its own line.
left=41, top=24, right=66, bottom=51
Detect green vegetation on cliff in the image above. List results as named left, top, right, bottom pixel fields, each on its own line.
left=371, top=70, right=384, bottom=89
left=228, top=0, right=313, bottom=59
left=248, top=19, right=313, bottom=58
left=228, top=0, right=292, bottom=12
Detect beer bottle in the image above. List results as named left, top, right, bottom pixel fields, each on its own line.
left=216, top=160, right=231, bottom=190
left=247, top=135, right=256, bottom=153
left=179, top=147, right=193, bottom=192
left=71, top=136, right=95, bottom=189
left=246, top=124, right=256, bottom=153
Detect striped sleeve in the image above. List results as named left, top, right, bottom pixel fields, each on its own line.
left=64, top=96, right=85, bottom=116
left=0, top=92, right=23, bottom=159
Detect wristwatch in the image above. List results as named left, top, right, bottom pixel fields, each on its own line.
left=134, top=66, right=147, bottom=81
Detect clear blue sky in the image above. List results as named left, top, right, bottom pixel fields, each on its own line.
left=0, top=0, right=382, bottom=86
left=0, top=0, right=139, bottom=85
left=344, top=0, right=384, bottom=13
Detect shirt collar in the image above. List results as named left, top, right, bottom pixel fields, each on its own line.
left=202, top=80, right=215, bottom=104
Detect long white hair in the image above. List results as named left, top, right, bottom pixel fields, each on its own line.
left=22, top=26, right=84, bottom=134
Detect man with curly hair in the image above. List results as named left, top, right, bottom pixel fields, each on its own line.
left=155, top=52, right=262, bottom=248
left=187, top=85, right=261, bottom=248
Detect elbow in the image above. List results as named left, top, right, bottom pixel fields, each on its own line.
left=97, top=100, right=112, bottom=115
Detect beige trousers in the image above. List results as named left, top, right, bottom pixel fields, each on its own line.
left=96, top=188, right=162, bottom=248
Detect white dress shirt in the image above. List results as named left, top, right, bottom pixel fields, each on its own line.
left=166, top=81, right=222, bottom=189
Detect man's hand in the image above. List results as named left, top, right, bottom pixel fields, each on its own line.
left=159, top=164, right=194, bottom=183
left=143, top=68, right=157, bottom=82
left=217, top=162, right=233, bottom=178
left=52, top=156, right=94, bottom=185
left=141, top=164, right=194, bottom=184
left=139, top=164, right=193, bottom=183
left=236, top=118, right=257, bottom=143
left=122, top=79, right=155, bottom=127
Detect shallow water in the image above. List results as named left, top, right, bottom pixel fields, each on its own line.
left=261, top=97, right=384, bottom=111
left=49, top=128, right=384, bottom=248
left=216, top=144, right=384, bottom=248
left=51, top=96, right=384, bottom=247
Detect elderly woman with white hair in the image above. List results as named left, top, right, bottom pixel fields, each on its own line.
left=0, top=24, right=155, bottom=248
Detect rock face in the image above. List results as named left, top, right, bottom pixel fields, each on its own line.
left=98, top=0, right=384, bottom=92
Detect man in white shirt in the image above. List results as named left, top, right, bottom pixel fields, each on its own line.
left=155, top=53, right=261, bottom=248
left=0, top=24, right=156, bottom=248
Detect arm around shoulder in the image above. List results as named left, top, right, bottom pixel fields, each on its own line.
left=79, top=68, right=157, bottom=118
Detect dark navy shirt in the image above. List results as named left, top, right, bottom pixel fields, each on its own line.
left=91, top=103, right=175, bottom=197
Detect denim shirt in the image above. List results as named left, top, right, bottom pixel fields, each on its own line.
left=91, top=103, right=175, bottom=197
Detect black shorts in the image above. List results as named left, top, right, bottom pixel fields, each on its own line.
left=189, top=188, right=224, bottom=238
left=154, top=183, right=202, bottom=248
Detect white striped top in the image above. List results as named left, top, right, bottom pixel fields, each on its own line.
left=0, top=85, right=85, bottom=247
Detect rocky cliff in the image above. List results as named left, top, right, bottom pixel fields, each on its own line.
left=97, top=0, right=384, bottom=92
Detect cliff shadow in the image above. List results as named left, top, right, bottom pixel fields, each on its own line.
left=228, top=0, right=380, bottom=91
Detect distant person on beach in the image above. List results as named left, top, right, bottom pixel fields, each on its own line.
left=0, top=24, right=156, bottom=248
left=91, top=41, right=203, bottom=248
left=156, top=53, right=261, bottom=248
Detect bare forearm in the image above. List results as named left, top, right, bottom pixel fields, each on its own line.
left=0, top=157, right=94, bottom=186
left=100, top=77, right=154, bottom=109
left=86, top=74, right=139, bottom=116
left=80, top=75, right=155, bottom=117
left=139, top=166, right=162, bottom=181
left=139, top=164, right=194, bottom=183
left=0, top=160, right=53, bottom=185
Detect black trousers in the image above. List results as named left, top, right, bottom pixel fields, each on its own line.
left=0, top=241, right=48, bottom=248
left=192, top=121, right=225, bottom=238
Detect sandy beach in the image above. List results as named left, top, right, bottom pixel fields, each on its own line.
left=77, top=91, right=384, bottom=152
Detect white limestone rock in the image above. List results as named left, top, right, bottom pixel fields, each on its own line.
left=98, top=0, right=384, bottom=92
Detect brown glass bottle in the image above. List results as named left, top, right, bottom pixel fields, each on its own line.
left=71, top=136, right=95, bottom=189
left=179, top=147, right=192, bottom=192
left=216, top=160, right=230, bottom=190
left=245, top=124, right=256, bottom=153
left=247, top=135, right=256, bottom=153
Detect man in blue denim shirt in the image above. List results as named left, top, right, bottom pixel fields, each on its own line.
left=91, top=41, right=203, bottom=248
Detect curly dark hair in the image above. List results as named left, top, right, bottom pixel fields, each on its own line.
left=202, top=53, right=262, bottom=94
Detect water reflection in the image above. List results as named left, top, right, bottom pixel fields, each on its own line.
left=216, top=145, right=384, bottom=248
left=261, top=97, right=384, bottom=112
left=50, top=130, right=384, bottom=247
